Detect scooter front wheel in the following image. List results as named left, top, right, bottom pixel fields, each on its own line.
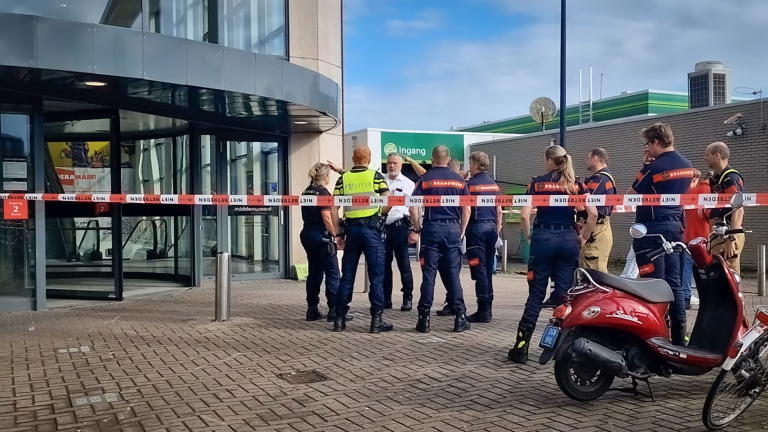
left=702, top=333, right=768, bottom=430
left=554, top=348, right=614, bottom=401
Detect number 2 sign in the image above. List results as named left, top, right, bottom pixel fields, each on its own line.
left=3, top=199, right=28, bottom=220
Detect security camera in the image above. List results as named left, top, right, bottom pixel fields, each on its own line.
left=726, top=127, right=743, bottom=137
left=724, top=113, right=743, bottom=125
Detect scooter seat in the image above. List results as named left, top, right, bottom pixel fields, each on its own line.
left=583, top=269, right=674, bottom=303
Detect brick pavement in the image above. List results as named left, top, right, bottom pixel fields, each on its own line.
left=1, top=267, right=768, bottom=432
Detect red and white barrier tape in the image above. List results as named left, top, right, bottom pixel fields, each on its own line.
left=1, top=193, right=765, bottom=209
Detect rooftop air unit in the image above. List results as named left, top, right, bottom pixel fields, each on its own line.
left=688, top=61, right=731, bottom=109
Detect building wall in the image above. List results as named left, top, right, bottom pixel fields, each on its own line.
left=287, top=0, right=343, bottom=267
left=472, top=99, right=768, bottom=268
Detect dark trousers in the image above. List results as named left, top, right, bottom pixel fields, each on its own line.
left=384, top=222, right=414, bottom=302
left=439, top=258, right=454, bottom=305
left=300, top=227, right=339, bottom=309
left=336, top=222, right=386, bottom=317
left=466, top=222, right=498, bottom=303
left=633, top=221, right=686, bottom=326
left=520, top=228, right=579, bottom=331
left=417, top=220, right=466, bottom=315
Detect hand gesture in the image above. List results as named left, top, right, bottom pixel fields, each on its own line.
left=723, top=239, right=736, bottom=259
left=327, top=160, right=343, bottom=174
left=408, top=231, right=420, bottom=245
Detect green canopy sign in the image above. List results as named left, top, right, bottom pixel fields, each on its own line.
left=380, top=132, right=464, bottom=164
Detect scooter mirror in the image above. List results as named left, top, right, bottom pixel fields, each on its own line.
left=730, top=192, right=744, bottom=210
left=630, top=223, right=648, bottom=239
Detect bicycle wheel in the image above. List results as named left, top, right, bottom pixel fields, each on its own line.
left=702, top=333, right=768, bottom=430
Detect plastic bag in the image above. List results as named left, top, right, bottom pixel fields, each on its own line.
left=621, top=247, right=640, bottom=279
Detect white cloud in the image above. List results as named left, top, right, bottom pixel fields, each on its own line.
left=345, top=0, right=768, bottom=131
left=385, top=9, right=445, bottom=37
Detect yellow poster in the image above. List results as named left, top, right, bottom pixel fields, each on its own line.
left=47, top=142, right=110, bottom=168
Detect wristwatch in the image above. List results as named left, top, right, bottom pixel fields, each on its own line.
left=411, top=229, right=421, bottom=234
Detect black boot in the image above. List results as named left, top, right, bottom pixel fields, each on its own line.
left=467, top=301, right=491, bottom=323
left=401, top=296, right=413, bottom=312
left=333, top=316, right=346, bottom=332
left=671, top=320, right=687, bottom=346
left=508, top=326, right=533, bottom=363
left=384, top=300, right=393, bottom=310
left=416, top=312, right=430, bottom=333
left=435, top=302, right=455, bottom=316
left=454, top=313, right=471, bottom=332
left=326, top=308, right=353, bottom=322
left=370, top=311, right=394, bottom=333
left=306, top=306, right=325, bottom=321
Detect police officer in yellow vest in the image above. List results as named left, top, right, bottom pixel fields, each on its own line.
left=577, top=148, right=616, bottom=273
left=332, top=146, right=394, bottom=333
left=704, top=142, right=745, bottom=274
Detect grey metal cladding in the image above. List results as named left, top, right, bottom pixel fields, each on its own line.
left=187, top=40, right=223, bottom=89
left=0, top=14, right=36, bottom=68
left=36, top=17, right=93, bottom=73
left=94, top=25, right=143, bottom=78
left=0, top=14, right=340, bottom=119
left=281, top=61, right=303, bottom=104
left=328, top=81, right=340, bottom=118
left=223, top=47, right=256, bottom=95
left=142, top=32, right=186, bottom=85
left=304, top=68, right=320, bottom=109
left=254, top=54, right=282, bottom=100
left=318, top=75, right=333, bottom=114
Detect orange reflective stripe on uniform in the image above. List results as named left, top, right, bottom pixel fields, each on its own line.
left=468, top=258, right=480, bottom=267
left=527, top=271, right=534, bottom=281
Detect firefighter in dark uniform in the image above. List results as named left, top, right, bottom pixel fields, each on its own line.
left=332, top=146, right=394, bottom=333
left=704, top=142, right=745, bottom=274
left=465, top=151, right=502, bottom=323
left=577, top=148, right=616, bottom=273
left=628, top=123, right=693, bottom=346
left=408, top=145, right=472, bottom=333
left=300, top=162, right=342, bottom=321
left=508, top=145, right=597, bottom=363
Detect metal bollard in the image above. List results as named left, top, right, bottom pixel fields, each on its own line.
left=215, top=252, right=231, bottom=321
left=501, top=240, right=508, bottom=273
left=759, top=245, right=766, bottom=297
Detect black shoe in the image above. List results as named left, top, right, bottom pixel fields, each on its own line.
left=416, top=312, right=430, bottom=333
left=370, top=311, right=394, bottom=333
left=333, top=317, right=346, bottom=332
left=306, top=307, right=325, bottom=321
left=671, top=320, right=687, bottom=346
left=685, top=298, right=692, bottom=311
left=435, top=303, right=455, bottom=316
left=326, top=309, right=354, bottom=322
left=508, top=326, right=533, bottom=363
left=467, top=301, right=492, bottom=323
left=542, top=296, right=563, bottom=309
left=384, top=301, right=393, bottom=310
left=401, top=297, right=412, bottom=312
left=454, top=313, right=471, bottom=333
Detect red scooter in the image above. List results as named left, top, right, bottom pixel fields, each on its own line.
left=538, top=193, right=768, bottom=430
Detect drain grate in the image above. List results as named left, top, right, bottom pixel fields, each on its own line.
left=277, top=370, right=328, bottom=384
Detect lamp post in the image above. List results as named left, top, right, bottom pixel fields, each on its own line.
left=559, top=0, right=567, bottom=148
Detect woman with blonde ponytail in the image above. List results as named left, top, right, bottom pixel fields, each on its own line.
left=508, top=145, right=598, bottom=364
left=299, top=162, right=345, bottom=322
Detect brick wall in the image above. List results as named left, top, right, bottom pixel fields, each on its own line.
left=474, top=99, right=768, bottom=268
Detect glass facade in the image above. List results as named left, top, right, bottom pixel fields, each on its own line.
left=0, top=0, right=286, bottom=56
left=0, top=112, right=35, bottom=309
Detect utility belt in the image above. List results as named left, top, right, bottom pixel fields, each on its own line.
left=343, top=215, right=386, bottom=241
left=424, top=218, right=460, bottom=225
left=385, top=216, right=411, bottom=229
left=469, top=219, right=496, bottom=224
left=636, top=215, right=682, bottom=223
left=534, top=223, right=576, bottom=231
left=302, top=223, right=327, bottom=231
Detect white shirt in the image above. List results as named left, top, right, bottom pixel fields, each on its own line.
left=385, top=172, right=416, bottom=225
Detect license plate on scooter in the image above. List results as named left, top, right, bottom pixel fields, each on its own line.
left=539, top=325, right=560, bottom=349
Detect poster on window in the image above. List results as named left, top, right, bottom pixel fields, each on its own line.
left=47, top=142, right=134, bottom=193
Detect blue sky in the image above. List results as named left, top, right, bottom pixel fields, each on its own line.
left=342, top=0, right=768, bottom=132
